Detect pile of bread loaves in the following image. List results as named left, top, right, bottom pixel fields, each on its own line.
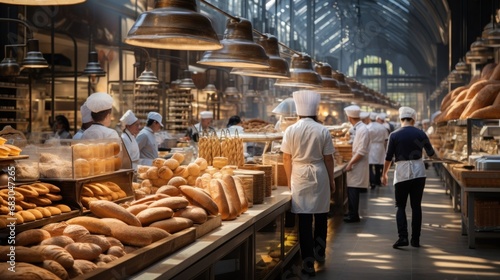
left=435, top=62, right=500, bottom=122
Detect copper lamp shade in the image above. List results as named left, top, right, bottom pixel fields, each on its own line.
left=83, top=51, right=106, bottom=76
left=125, top=0, right=222, bottom=51
left=0, top=57, right=20, bottom=76
left=22, top=39, right=48, bottom=68
left=314, top=62, right=339, bottom=93
left=274, top=53, right=322, bottom=88
left=231, top=34, right=289, bottom=79
left=0, top=0, right=85, bottom=5
left=198, top=17, right=270, bottom=68
left=136, top=69, right=159, bottom=86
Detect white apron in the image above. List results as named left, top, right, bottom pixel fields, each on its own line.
left=291, top=160, right=330, bottom=214
left=393, top=159, right=426, bottom=185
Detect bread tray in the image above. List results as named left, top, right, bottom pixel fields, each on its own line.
left=0, top=209, right=80, bottom=237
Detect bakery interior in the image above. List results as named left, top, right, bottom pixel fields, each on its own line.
left=1, top=0, right=500, bottom=279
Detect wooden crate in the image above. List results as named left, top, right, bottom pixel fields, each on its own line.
left=458, top=170, right=500, bottom=187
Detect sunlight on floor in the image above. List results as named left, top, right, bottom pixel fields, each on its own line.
left=438, top=270, right=500, bottom=276
left=422, top=203, right=452, bottom=209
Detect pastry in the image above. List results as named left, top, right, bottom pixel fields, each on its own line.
left=4, top=144, right=21, bottom=156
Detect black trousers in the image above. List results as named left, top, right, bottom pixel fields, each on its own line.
left=298, top=213, right=328, bottom=267
left=394, top=177, right=426, bottom=239
left=369, top=164, right=383, bottom=187
left=347, top=187, right=361, bottom=219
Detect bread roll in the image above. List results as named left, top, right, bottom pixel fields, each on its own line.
left=106, top=246, right=126, bottom=258
left=46, top=206, right=62, bottom=215
left=150, top=178, right=169, bottom=188
left=0, top=262, right=61, bottom=279
left=168, top=176, right=187, bottom=187
left=136, top=207, right=174, bottom=225
left=54, top=204, right=71, bottom=213
left=152, top=158, right=166, bottom=168
left=194, top=157, right=208, bottom=170
left=208, top=179, right=230, bottom=220
left=76, top=235, right=111, bottom=252
left=73, top=143, right=92, bottom=159
left=149, top=217, right=193, bottom=234
left=137, top=165, right=149, bottom=174
left=164, top=158, right=180, bottom=170
left=110, top=225, right=153, bottom=247
left=16, top=185, right=39, bottom=197
left=156, top=185, right=181, bottom=196
left=73, top=259, right=98, bottom=273
left=105, top=237, right=124, bottom=249
left=171, top=153, right=185, bottom=164
left=17, top=210, right=37, bottom=222
left=39, top=182, right=61, bottom=193
left=0, top=245, right=45, bottom=263
left=178, top=185, right=219, bottom=215
left=4, top=144, right=21, bottom=156
left=187, top=163, right=201, bottom=176
left=26, top=209, right=44, bottom=219
left=32, top=244, right=75, bottom=269
left=16, top=229, right=51, bottom=246
left=89, top=200, right=142, bottom=227
left=41, top=235, right=75, bottom=248
left=66, top=216, right=113, bottom=236
left=41, top=260, right=69, bottom=280
left=213, top=157, right=229, bottom=169
left=65, top=242, right=102, bottom=261
left=146, top=166, right=159, bottom=179
left=41, top=222, right=68, bottom=236
left=173, top=205, right=208, bottom=224
left=158, top=166, right=174, bottom=180
left=63, top=224, right=90, bottom=241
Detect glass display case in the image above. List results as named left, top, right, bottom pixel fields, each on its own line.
left=255, top=212, right=283, bottom=280
left=440, top=119, right=500, bottom=162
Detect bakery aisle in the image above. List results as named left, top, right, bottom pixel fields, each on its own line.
left=285, top=165, right=500, bottom=280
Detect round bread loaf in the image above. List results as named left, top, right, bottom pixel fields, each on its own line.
left=171, top=153, right=185, bottom=164
left=156, top=184, right=181, bottom=196
left=152, top=158, right=166, bottom=168
left=194, top=157, right=208, bottom=170
left=146, top=166, right=159, bottom=180
left=168, top=176, right=187, bottom=187
left=164, top=158, right=180, bottom=170
left=187, top=163, right=201, bottom=176
left=63, top=224, right=90, bottom=241
left=41, top=235, right=75, bottom=247
left=16, top=229, right=51, bottom=246
left=158, top=166, right=174, bottom=180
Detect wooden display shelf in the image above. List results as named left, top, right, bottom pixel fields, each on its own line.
left=0, top=210, right=80, bottom=236
left=75, top=227, right=197, bottom=280
left=0, top=155, right=28, bottom=162
left=455, top=168, right=500, bottom=187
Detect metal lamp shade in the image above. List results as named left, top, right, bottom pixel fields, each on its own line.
left=136, top=69, right=159, bottom=86
left=484, top=27, right=500, bottom=48
left=83, top=51, right=106, bottom=76
left=274, top=53, right=322, bottom=88
left=466, top=37, right=493, bottom=64
left=125, top=0, right=221, bottom=51
left=0, top=57, right=21, bottom=76
left=314, top=62, right=339, bottom=93
left=203, top=84, right=217, bottom=94
left=22, top=39, right=48, bottom=68
left=332, top=71, right=351, bottom=93
left=198, top=18, right=270, bottom=68
left=455, top=59, right=469, bottom=74
left=178, top=70, right=196, bottom=89
left=231, top=34, right=289, bottom=78
left=0, top=0, right=85, bottom=5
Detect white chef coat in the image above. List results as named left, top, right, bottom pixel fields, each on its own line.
left=81, top=124, right=120, bottom=140
left=73, top=129, right=84, bottom=140
left=346, top=121, right=370, bottom=188
left=367, top=121, right=388, bottom=164
left=136, top=126, right=158, bottom=166
left=393, top=159, right=426, bottom=185
left=281, top=118, right=335, bottom=214
left=121, top=129, right=140, bottom=170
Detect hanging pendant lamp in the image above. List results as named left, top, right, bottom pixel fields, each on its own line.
left=274, top=53, right=322, bottom=88
left=198, top=17, right=270, bottom=68
left=465, top=37, right=493, bottom=64
left=484, top=24, right=500, bottom=48
left=125, top=0, right=221, bottom=51
left=178, top=70, right=196, bottom=90
left=83, top=51, right=106, bottom=76
left=0, top=0, right=85, bottom=5
left=22, top=39, right=49, bottom=68
left=332, top=71, right=351, bottom=93
left=231, top=34, right=289, bottom=78
left=314, top=62, right=339, bottom=93
left=0, top=57, right=20, bottom=77
left=136, top=69, right=159, bottom=86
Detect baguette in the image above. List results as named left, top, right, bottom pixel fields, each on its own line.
left=178, top=185, right=219, bottom=215
left=139, top=226, right=171, bottom=242
left=89, top=200, right=142, bottom=227
left=444, top=100, right=469, bottom=120
left=488, top=62, right=500, bottom=80
left=208, top=179, right=230, bottom=220
left=110, top=225, right=153, bottom=247
left=147, top=196, right=189, bottom=210
left=130, top=193, right=170, bottom=206
left=468, top=105, right=500, bottom=119
left=126, top=204, right=149, bottom=215
left=149, top=217, right=193, bottom=234
left=481, top=62, right=497, bottom=80
left=66, top=216, right=113, bottom=236
left=136, top=206, right=174, bottom=225
left=460, top=83, right=500, bottom=119
left=233, top=176, right=249, bottom=212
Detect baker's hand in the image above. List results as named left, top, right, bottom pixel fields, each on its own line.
left=330, top=180, right=336, bottom=193
left=345, top=162, right=353, bottom=172
left=381, top=174, right=388, bottom=186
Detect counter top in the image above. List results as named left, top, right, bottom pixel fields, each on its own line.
left=131, top=186, right=292, bottom=279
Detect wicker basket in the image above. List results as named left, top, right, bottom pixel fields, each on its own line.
left=262, top=153, right=281, bottom=187
left=234, top=174, right=253, bottom=208
left=241, top=164, right=273, bottom=196
left=474, top=199, right=500, bottom=228
left=234, top=169, right=265, bottom=204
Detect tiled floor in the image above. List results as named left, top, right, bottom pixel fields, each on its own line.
left=295, top=165, right=500, bottom=279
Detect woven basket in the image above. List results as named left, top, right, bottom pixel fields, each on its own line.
left=234, top=174, right=253, bottom=208
left=241, top=164, right=274, bottom=196
left=262, top=153, right=281, bottom=187
left=234, top=169, right=265, bottom=204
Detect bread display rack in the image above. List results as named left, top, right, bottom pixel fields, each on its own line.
left=165, top=89, right=193, bottom=133
left=134, top=84, right=160, bottom=121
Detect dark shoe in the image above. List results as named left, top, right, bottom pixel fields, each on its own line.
left=314, top=249, right=326, bottom=263
left=411, top=238, right=420, bottom=247
left=393, top=237, right=409, bottom=248
left=343, top=216, right=360, bottom=223
left=301, top=267, right=316, bottom=277
left=370, top=184, right=376, bottom=189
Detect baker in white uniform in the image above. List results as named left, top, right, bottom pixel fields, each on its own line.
left=367, top=112, right=389, bottom=189
left=343, top=105, right=370, bottom=223
left=81, top=92, right=120, bottom=140
left=185, top=111, right=216, bottom=142
left=281, top=90, right=335, bottom=277
left=120, top=110, right=141, bottom=170
left=73, top=102, right=93, bottom=140
left=136, top=111, right=163, bottom=165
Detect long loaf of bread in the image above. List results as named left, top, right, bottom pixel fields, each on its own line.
left=460, top=83, right=500, bottom=119
left=208, top=179, right=230, bottom=220
left=89, top=200, right=142, bottom=227
left=178, top=185, right=219, bottom=216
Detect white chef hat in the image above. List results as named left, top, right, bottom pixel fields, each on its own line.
left=147, top=112, right=163, bottom=127
left=85, top=92, right=113, bottom=113
left=377, top=112, right=387, bottom=120
left=80, top=102, right=93, bottom=123
left=360, top=111, right=370, bottom=119
left=293, top=90, right=320, bottom=116
left=344, top=105, right=361, bottom=118
left=200, top=111, right=214, bottom=119
left=369, top=112, right=378, bottom=121
left=120, top=110, right=138, bottom=126
left=422, top=119, right=430, bottom=124
left=399, top=106, right=417, bottom=120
